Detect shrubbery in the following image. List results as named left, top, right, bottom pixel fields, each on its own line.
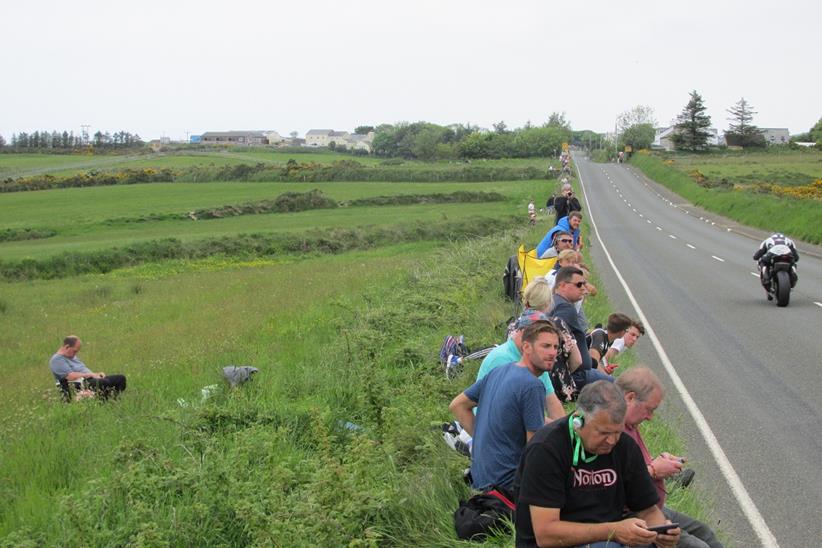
left=0, top=216, right=519, bottom=281
left=0, top=227, right=56, bottom=242
left=1, top=161, right=545, bottom=193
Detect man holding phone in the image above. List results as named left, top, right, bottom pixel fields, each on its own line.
left=514, top=381, right=680, bottom=547
left=553, top=182, right=582, bottom=225
left=617, top=368, right=723, bottom=548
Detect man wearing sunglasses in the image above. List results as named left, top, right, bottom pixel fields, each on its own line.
left=536, top=230, right=575, bottom=260
left=549, top=267, right=613, bottom=392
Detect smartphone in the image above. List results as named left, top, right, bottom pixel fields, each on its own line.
left=646, top=522, right=679, bottom=534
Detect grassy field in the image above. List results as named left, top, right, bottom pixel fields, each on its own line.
left=629, top=151, right=822, bottom=244
left=0, top=149, right=554, bottom=179
left=0, top=154, right=718, bottom=545
left=663, top=149, right=822, bottom=186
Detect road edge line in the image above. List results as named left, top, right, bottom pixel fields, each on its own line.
left=576, top=158, right=780, bottom=548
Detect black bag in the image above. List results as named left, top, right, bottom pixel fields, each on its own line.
left=454, top=487, right=515, bottom=541
left=502, top=254, right=522, bottom=302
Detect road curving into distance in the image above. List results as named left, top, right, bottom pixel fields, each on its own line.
left=573, top=153, right=822, bottom=547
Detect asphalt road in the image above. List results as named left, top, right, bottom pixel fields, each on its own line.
left=573, top=154, right=822, bottom=547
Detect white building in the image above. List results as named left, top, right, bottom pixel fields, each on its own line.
left=652, top=126, right=719, bottom=151
left=759, top=128, right=790, bottom=145
left=305, top=129, right=374, bottom=152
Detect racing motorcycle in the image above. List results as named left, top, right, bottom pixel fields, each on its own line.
left=759, top=244, right=798, bottom=307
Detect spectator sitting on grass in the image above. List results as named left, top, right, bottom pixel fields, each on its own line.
left=617, top=367, right=723, bottom=548
left=477, top=310, right=567, bottom=423
left=604, top=319, right=645, bottom=371
left=546, top=249, right=582, bottom=291
left=49, top=336, right=127, bottom=400
left=536, top=229, right=575, bottom=260
left=450, top=320, right=562, bottom=491
left=588, top=312, right=632, bottom=375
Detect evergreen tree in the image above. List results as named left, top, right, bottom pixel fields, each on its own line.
left=671, top=90, right=713, bottom=151
left=725, top=97, right=765, bottom=147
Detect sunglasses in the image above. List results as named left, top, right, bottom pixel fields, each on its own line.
left=570, top=281, right=587, bottom=288
left=558, top=239, right=573, bottom=244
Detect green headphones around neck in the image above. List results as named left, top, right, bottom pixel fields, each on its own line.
left=568, top=413, right=597, bottom=466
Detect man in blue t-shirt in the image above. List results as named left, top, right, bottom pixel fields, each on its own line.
left=476, top=310, right=565, bottom=421
left=449, top=321, right=561, bottom=490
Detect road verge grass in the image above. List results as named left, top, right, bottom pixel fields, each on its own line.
left=629, top=153, right=822, bottom=244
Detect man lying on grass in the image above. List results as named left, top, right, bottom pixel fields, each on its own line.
left=49, top=336, right=127, bottom=401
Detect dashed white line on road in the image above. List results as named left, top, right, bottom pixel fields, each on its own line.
left=712, top=255, right=725, bottom=262
left=632, top=208, right=637, bottom=212
left=647, top=220, right=652, bottom=224
left=669, top=235, right=677, bottom=239
left=686, top=244, right=696, bottom=249
left=750, top=272, right=759, bottom=277
left=639, top=213, right=644, bottom=218
left=814, top=302, right=822, bottom=308
left=656, top=226, right=663, bottom=231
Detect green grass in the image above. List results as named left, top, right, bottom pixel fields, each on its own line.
left=630, top=153, right=822, bottom=244
left=664, top=149, right=822, bottom=186
left=0, top=157, right=720, bottom=545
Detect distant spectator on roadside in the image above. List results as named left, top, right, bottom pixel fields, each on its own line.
left=605, top=319, right=645, bottom=370
left=617, top=368, right=723, bottom=548
left=588, top=313, right=632, bottom=374
left=553, top=183, right=582, bottom=225
left=536, top=228, right=575, bottom=260
left=49, top=336, right=127, bottom=400
left=546, top=249, right=582, bottom=291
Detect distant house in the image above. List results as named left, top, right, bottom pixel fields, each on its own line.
left=264, top=131, right=287, bottom=146
left=759, top=128, right=790, bottom=145
left=305, top=129, right=374, bottom=152
left=200, top=131, right=267, bottom=145
left=305, top=129, right=349, bottom=147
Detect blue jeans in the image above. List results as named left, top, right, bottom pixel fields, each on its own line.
left=573, top=367, right=614, bottom=391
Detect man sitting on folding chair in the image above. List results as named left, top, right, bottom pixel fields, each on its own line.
left=49, top=336, right=127, bottom=401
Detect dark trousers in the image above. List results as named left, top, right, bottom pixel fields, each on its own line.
left=86, top=375, right=127, bottom=399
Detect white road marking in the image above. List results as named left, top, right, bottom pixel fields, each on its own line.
left=646, top=220, right=652, bottom=224
left=669, top=234, right=677, bottom=239
left=712, top=255, right=725, bottom=262
left=814, top=302, right=822, bottom=308
left=632, top=208, right=637, bottom=212
left=751, top=272, right=760, bottom=277
left=576, top=160, right=782, bottom=548
left=686, top=244, right=696, bottom=249
left=656, top=226, right=662, bottom=231
left=639, top=213, right=644, bottom=218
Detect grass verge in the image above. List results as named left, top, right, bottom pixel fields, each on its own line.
left=629, top=153, right=822, bottom=244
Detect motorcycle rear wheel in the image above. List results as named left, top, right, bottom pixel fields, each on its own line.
left=776, top=270, right=791, bottom=307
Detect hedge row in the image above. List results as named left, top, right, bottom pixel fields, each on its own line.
left=1, top=160, right=545, bottom=193
left=0, top=215, right=519, bottom=281
left=0, top=227, right=57, bottom=242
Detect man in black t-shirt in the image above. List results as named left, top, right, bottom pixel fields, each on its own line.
left=514, top=381, right=680, bottom=548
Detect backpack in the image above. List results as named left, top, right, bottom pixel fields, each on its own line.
left=502, top=254, right=522, bottom=302
left=453, top=487, right=515, bottom=541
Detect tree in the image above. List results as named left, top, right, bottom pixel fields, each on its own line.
left=617, top=105, right=656, bottom=132
left=809, top=117, right=822, bottom=142
left=0, top=134, right=5, bottom=148
left=621, top=123, right=656, bottom=150
left=354, top=125, right=374, bottom=135
left=492, top=121, right=509, bottom=134
left=725, top=97, right=765, bottom=147
left=546, top=112, right=571, bottom=130
left=671, top=90, right=713, bottom=151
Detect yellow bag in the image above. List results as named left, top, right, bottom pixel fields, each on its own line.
left=517, top=244, right=557, bottom=294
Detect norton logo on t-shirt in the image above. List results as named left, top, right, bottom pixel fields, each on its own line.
left=572, top=467, right=617, bottom=488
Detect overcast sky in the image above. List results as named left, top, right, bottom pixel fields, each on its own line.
left=1, top=0, right=819, bottom=141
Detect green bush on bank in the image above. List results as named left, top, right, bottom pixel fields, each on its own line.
left=0, top=227, right=57, bottom=242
